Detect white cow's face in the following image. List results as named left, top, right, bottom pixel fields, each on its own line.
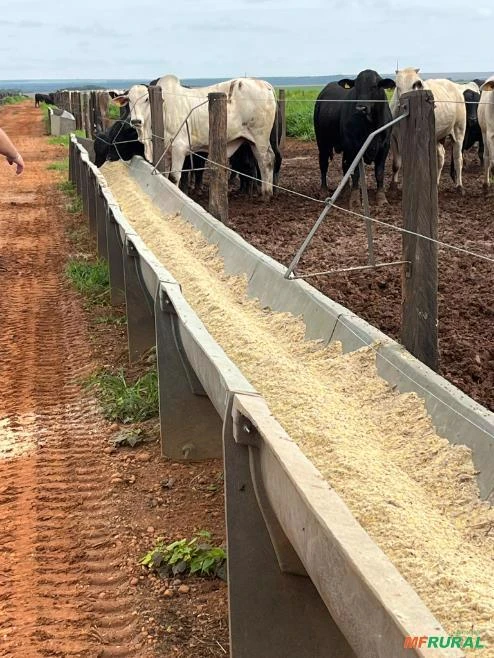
left=114, top=84, right=153, bottom=162
left=395, top=67, right=424, bottom=98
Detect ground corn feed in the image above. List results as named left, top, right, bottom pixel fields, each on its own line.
left=103, top=161, right=494, bottom=652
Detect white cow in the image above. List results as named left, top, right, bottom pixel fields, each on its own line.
left=116, top=75, right=277, bottom=196
left=390, top=68, right=466, bottom=193
left=478, top=75, right=494, bottom=193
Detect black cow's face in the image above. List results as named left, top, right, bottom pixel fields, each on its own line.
left=463, top=89, right=480, bottom=126
left=344, top=70, right=395, bottom=121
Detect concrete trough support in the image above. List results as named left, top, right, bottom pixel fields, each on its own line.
left=154, top=285, right=224, bottom=460
left=50, top=109, right=76, bottom=136
left=223, top=396, right=356, bottom=658
left=122, top=237, right=156, bottom=362
left=105, top=206, right=126, bottom=306
left=95, top=185, right=108, bottom=260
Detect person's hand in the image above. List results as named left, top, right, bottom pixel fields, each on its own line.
left=7, top=153, right=24, bottom=175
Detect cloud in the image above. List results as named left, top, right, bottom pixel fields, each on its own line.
left=0, top=19, right=44, bottom=28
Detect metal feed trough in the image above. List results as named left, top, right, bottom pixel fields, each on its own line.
left=69, top=136, right=494, bottom=658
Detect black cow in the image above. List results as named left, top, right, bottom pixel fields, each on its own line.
left=450, top=88, right=483, bottom=181
left=35, top=93, right=54, bottom=107
left=94, top=116, right=144, bottom=167
left=314, top=69, right=395, bottom=207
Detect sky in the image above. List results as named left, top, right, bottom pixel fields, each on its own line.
left=0, top=0, right=493, bottom=79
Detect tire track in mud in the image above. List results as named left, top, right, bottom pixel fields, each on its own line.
left=0, top=104, right=152, bottom=657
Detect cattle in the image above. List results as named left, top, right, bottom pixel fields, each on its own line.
left=314, top=69, right=395, bottom=207
left=114, top=75, right=277, bottom=196
left=94, top=117, right=144, bottom=167
left=390, top=68, right=466, bottom=193
left=229, top=101, right=283, bottom=195
left=478, top=75, right=494, bottom=194
left=450, top=83, right=483, bottom=182
left=34, top=93, right=54, bottom=107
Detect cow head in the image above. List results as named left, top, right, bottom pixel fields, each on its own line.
left=113, top=84, right=153, bottom=161
left=395, top=67, right=424, bottom=97
left=463, top=89, right=480, bottom=127
left=480, top=76, right=494, bottom=92
left=339, top=70, right=395, bottom=119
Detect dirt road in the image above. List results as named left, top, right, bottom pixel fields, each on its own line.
left=0, top=103, right=227, bottom=657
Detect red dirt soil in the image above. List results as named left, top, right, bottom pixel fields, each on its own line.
left=0, top=102, right=228, bottom=657
left=190, top=139, right=494, bottom=411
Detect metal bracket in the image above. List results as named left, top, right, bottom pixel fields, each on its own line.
left=233, top=410, right=308, bottom=577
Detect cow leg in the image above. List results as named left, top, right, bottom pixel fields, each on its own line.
left=251, top=143, right=275, bottom=197
left=436, top=142, right=446, bottom=186
left=479, top=136, right=484, bottom=166
left=317, top=145, right=330, bottom=193
left=390, top=130, right=401, bottom=189
left=483, top=136, right=492, bottom=194
left=343, top=157, right=360, bottom=210
left=169, top=147, right=187, bottom=188
left=451, top=131, right=465, bottom=195
left=374, top=149, right=388, bottom=206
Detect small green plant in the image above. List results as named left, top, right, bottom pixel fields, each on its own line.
left=57, top=180, right=77, bottom=196
left=85, top=367, right=159, bottom=423
left=67, top=195, right=83, bottom=213
left=47, top=158, right=69, bottom=171
left=94, top=313, right=127, bottom=326
left=141, top=531, right=227, bottom=579
left=66, top=258, right=109, bottom=303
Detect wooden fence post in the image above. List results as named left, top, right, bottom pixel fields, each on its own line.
left=149, top=85, right=166, bottom=173
left=73, top=91, right=81, bottom=129
left=89, top=92, right=98, bottom=139
left=399, top=89, right=438, bottom=371
left=82, top=93, right=91, bottom=138
left=208, top=92, right=228, bottom=224
left=278, top=88, right=286, bottom=152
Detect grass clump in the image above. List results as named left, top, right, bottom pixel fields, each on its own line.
left=141, top=531, right=226, bottom=579
left=49, top=129, right=85, bottom=147
left=65, top=258, right=109, bottom=303
left=0, top=94, right=27, bottom=105
left=85, top=367, right=159, bottom=423
left=47, top=158, right=69, bottom=171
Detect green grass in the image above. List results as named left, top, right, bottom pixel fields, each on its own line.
left=108, top=102, right=120, bottom=119
left=47, top=158, right=69, bottom=171
left=65, top=258, right=110, bottom=303
left=57, top=180, right=77, bottom=195
left=67, top=196, right=83, bottom=213
left=280, top=85, right=396, bottom=141
left=49, top=129, right=85, bottom=146
left=0, top=94, right=27, bottom=105
left=85, top=367, right=159, bottom=423
left=282, top=87, right=321, bottom=141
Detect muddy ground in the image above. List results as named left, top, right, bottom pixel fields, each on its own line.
left=189, top=139, right=494, bottom=411
left=0, top=102, right=228, bottom=657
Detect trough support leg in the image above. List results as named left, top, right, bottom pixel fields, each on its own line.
left=88, top=171, right=97, bottom=238
left=96, top=186, right=108, bottom=260
left=223, top=400, right=356, bottom=658
left=123, top=239, right=156, bottom=362
left=154, top=287, right=223, bottom=461
left=106, top=208, right=125, bottom=306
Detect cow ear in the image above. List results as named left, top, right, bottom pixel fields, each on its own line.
left=378, top=78, right=396, bottom=90
left=338, top=79, right=355, bottom=89
left=112, top=95, right=129, bottom=107
left=415, top=68, right=420, bottom=74
left=481, top=79, right=494, bottom=91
